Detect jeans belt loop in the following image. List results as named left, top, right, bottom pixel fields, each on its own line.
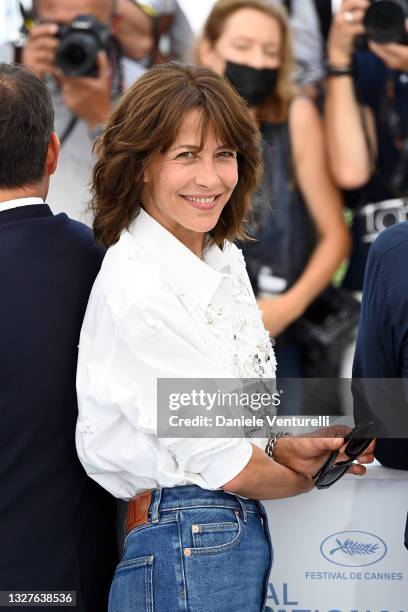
left=236, top=496, right=248, bottom=523
left=150, top=488, right=162, bottom=523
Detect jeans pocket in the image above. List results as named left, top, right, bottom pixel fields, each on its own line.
left=108, top=555, right=154, bottom=612
left=189, top=509, right=244, bottom=555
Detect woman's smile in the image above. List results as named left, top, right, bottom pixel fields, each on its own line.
left=179, top=193, right=224, bottom=211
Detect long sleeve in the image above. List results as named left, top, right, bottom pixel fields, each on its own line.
left=76, top=295, right=253, bottom=499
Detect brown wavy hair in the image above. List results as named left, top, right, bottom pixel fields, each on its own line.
left=197, top=0, right=295, bottom=123
left=91, top=63, right=262, bottom=247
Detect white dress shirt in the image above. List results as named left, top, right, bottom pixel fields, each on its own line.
left=0, top=197, right=44, bottom=211
left=76, top=208, right=276, bottom=500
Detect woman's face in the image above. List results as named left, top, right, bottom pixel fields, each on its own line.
left=142, top=110, right=238, bottom=254
left=202, top=8, right=283, bottom=75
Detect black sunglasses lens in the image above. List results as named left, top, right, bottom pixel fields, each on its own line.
left=346, top=437, right=372, bottom=459
left=312, top=451, right=337, bottom=480
left=315, top=462, right=350, bottom=489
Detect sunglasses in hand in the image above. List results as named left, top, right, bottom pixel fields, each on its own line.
left=313, top=421, right=374, bottom=490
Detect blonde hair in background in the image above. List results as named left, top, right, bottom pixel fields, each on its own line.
left=197, top=0, right=296, bottom=123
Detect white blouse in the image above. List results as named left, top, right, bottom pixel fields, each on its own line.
left=76, top=208, right=276, bottom=500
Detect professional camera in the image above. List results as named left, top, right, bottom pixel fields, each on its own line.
left=364, top=0, right=408, bottom=44
left=55, top=15, right=111, bottom=77
left=358, top=198, right=408, bottom=243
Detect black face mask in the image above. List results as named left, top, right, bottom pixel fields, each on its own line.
left=224, top=61, right=279, bottom=107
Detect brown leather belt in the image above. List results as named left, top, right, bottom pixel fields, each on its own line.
left=125, top=490, right=153, bottom=535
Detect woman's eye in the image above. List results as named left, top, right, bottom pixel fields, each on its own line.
left=218, top=151, right=237, bottom=159
left=264, top=50, right=279, bottom=59
left=176, top=151, right=196, bottom=159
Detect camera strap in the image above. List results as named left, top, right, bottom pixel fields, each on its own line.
left=109, top=37, right=124, bottom=101
left=59, top=115, right=78, bottom=147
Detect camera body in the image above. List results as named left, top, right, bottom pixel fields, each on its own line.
left=364, top=0, right=408, bottom=44
left=55, top=15, right=110, bottom=77
left=358, top=198, right=408, bottom=243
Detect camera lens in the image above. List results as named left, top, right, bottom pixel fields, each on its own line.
left=63, top=43, right=87, bottom=65
left=56, top=32, right=99, bottom=77
left=364, top=0, right=407, bottom=44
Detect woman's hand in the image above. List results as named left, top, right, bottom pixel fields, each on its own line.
left=274, top=428, right=376, bottom=479
left=328, top=0, right=370, bottom=66
left=257, top=294, right=301, bottom=338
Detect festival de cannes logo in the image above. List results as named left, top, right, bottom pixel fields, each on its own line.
left=320, top=531, right=387, bottom=567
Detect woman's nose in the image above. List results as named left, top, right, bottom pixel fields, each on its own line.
left=245, top=48, right=267, bottom=70
left=194, top=159, right=221, bottom=188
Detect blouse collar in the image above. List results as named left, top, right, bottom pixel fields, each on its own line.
left=127, top=207, right=234, bottom=307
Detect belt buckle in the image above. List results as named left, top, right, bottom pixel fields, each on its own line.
left=125, top=490, right=152, bottom=535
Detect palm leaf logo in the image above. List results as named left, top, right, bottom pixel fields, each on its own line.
left=330, top=538, right=379, bottom=557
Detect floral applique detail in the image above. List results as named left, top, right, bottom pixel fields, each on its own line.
left=232, top=273, right=253, bottom=305
left=77, top=416, right=99, bottom=435
left=144, top=315, right=165, bottom=336
left=193, top=245, right=276, bottom=378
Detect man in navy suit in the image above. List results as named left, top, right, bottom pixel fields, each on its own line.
left=0, top=62, right=117, bottom=609
left=353, top=223, right=408, bottom=551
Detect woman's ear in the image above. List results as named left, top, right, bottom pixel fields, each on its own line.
left=196, top=39, right=209, bottom=66
left=197, top=39, right=223, bottom=74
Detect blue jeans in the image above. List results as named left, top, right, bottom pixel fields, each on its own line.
left=109, top=485, right=273, bottom=611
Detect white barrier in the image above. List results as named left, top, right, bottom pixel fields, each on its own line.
left=263, top=462, right=408, bottom=612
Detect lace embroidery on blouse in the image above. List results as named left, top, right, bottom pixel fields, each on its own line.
left=196, top=248, right=276, bottom=378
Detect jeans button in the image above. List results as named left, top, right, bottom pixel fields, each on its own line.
left=184, top=548, right=191, bottom=557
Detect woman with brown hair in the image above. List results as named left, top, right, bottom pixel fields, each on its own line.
left=75, top=63, right=373, bottom=611
left=197, top=0, right=351, bottom=383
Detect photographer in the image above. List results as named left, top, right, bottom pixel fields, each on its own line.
left=18, top=0, right=143, bottom=222
left=325, top=0, right=408, bottom=291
